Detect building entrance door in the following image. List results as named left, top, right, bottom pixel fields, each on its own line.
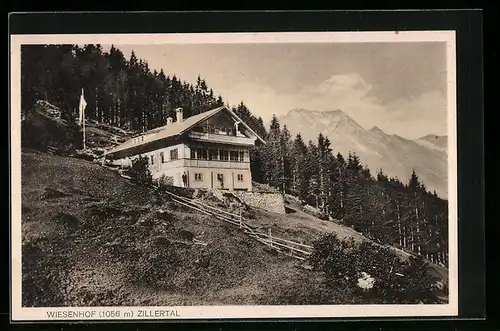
left=215, top=173, right=224, bottom=189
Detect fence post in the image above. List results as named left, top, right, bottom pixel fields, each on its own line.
left=269, top=228, right=273, bottom=247
left=239, top=206, right=242, bottom=229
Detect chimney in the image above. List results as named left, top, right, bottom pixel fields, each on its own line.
left=175, top=107, right=183, bottom=122
left=166, top=117, right=173, bottom=125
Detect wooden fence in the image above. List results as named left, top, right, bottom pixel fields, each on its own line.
left=161, top=189, right=314, bottom=261
left=103, top=165, right=314, bottom=261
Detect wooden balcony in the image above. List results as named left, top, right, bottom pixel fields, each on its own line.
left=188, top=131, right=256, bottom=146
left=184, top=158, right=250, bottom=169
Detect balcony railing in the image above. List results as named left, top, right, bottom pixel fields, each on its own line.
left=184, top=158, right=250, bottom=169
left=188, top=131, right=255, bottom=146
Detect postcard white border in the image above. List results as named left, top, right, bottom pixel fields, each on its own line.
left=10, top=31, right=458, bottom=321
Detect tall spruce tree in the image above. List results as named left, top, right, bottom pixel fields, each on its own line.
left=290, top=133, right=311, bottom=201
left=279, top=125, right=293, bottom=193
left=262, top=115, right=283, bottom=188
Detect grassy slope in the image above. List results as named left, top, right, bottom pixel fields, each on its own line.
left=239, top=195, right=448, bottom=281
left=20, top=108, right=447, bottom=306
left=22, top=151, right=356, bottom=307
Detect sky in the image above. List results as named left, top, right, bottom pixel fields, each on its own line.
left=103, top=42, right=448, bottom=140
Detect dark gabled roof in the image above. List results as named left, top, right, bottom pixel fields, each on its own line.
left=105, top=106, right=265, bottom=158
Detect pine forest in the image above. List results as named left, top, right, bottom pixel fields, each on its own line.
left=20, top=44, right=449, bottom=267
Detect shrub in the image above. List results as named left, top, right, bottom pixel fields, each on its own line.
left=127, top=156, right=153, bottom=186
left=155, top=174, right=174, bottom=191
left=21, top=112, right=51, bottom=151
left=317, top=213, right=330, bottom=221
left=309, top=234, right=357, bottom=287
left=64, top=119, right=83, bottom=151
left=399, top=256, right=440, bottom=303
left=21, top=107, right=82, bottom=153
left=351, top=241, right=410, bottom=302
left=309, top=233, right=441, bottom=304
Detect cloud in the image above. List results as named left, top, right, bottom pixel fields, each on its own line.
left=219, top=73, right=379, bottom=119
left=383, top=91, right=447, bottom=139
left=218, top=74, right=447, bottom=139
left=302, top=73, right=373, bottom=97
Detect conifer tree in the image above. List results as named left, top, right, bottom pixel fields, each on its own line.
left=291, top=133, right=311, bottom=201
left=261, top=115, right=283, bottom=188
left=306, top=140, right=321, bottom=208
left=279, top=125, right=293, bottom=193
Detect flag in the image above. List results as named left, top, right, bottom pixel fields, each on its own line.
left=78, top=89, right=87, bottom=126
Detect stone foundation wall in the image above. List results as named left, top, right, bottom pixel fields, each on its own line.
left=165, top=186, right=286, bottom=215
left=232, top=191, right=286, bottom=215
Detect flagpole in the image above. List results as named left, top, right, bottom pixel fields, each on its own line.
left=83, top=112, right=86, bottom=151
left=79, top=88, right=87, bottom=151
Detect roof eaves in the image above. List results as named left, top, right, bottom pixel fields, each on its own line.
left=226, top=108, right=266, bottom=144
left=177, top=106, right=226, bottom=137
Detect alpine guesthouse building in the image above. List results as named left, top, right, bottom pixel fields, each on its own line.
left=104, top=107, right=265, bottom=192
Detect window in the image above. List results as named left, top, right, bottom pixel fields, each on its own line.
left=197, top=148, right=207, bottom=160
left=239, top=151, right=245, bottom=162
left=170, top=149, right=178, bottom=160
left=209, top=149, right=218, bottom=160
left=230, top=151, right=238, bottom=161
left=221, top=150, right=229, bottom=161
left=160, top=152, right=164, bottom=163
left=150, top=155, right=154, bottom=165
left=217, top=173, right=224, bottom=181
left=190, top=148, right=196, bottom=159
left=194, top=173, right=203, bottom=181
left=237, top=174, right=244, bottom=181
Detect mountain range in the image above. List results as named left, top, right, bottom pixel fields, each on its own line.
left=278, top=108, right=448, bottom=199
